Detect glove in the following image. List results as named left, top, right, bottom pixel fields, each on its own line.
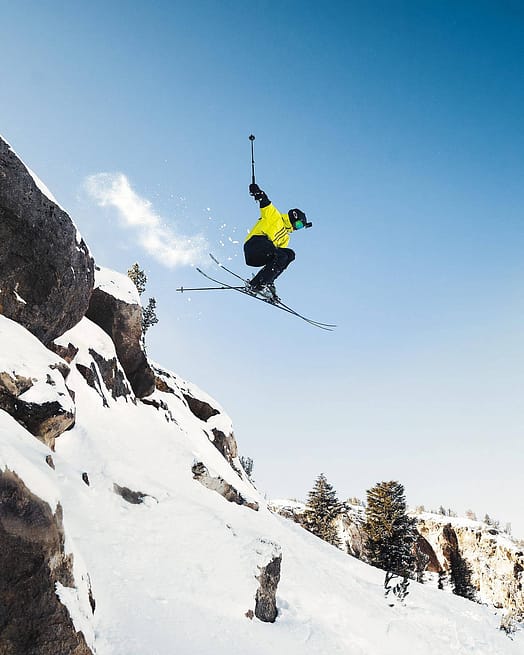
left=249, top=183, right=270, bottom=207
left=249, top=183, right=263, bottom=198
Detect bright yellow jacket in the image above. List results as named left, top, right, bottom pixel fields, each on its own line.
left=245, top=203, right=293, bottom=249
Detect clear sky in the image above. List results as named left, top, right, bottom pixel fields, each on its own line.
left=2, top=1, right=523, bottom=535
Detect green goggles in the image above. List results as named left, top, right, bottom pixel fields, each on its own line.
left=290, top=209, right=312, bottom=230
left=295, top=219, right=312, bottom=229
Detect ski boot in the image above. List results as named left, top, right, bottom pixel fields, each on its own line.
left=245, top=278, right=280, bottom=303
left=258, top=283, right=280, bottom=303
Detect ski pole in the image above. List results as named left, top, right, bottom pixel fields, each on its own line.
left=249, top=134, right=256, bottom=184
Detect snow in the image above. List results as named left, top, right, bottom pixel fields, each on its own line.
left=14, top=290, right=27, bottom=304
left=0, top=315, right=522, bottom=654
left=94, top=265, right=141, bottom=305
left=56, top=316, right=119, bottom=364
left=26, top=165, right=59, bottom=204
left=0, top=315, right=74, bottom=411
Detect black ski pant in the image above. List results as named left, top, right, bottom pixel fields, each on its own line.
left=244, top=235, right=295, bottom=288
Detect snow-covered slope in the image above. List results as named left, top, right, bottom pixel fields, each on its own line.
left=1, top=312, right=522, bottom=654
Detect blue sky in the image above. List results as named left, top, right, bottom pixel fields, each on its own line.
left=2, top=1, right=523, bottom=534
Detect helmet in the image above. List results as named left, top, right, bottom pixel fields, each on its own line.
left=288, top=208, right=307, bottom=230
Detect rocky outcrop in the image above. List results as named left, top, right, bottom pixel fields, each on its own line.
left=0, top=469, right=93, bottom=655
left=0, top=316, right=75, bottom=449
left=418, top=515, right=524, bottom=618
left=192, top=461, right=259, bottom=511
left=153, top=365, right=243, bottom=473
left=415, top=533, right=442, bottom=573
left=182, top=395, right=239, bottom=467
left=76, top=348, right=133, bottom=406
left=0, top=136, right=94, bottom=345
left=1, top=394, right=75, bottom=450
left=253, top=539, right=282, bottom=623
left=183, top=393, right=219, bottom=421
left=85, top=269, right=155, bottom=398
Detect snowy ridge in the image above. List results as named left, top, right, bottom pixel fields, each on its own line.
left=0, top=313, right=522, bottom=653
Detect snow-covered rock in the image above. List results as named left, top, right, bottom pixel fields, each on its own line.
left=85, top=266, right=155, bottom=398
left=0, top=315, right=75, bottom=449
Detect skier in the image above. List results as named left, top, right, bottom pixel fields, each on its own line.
left=244, top=182, right=311, bottom=301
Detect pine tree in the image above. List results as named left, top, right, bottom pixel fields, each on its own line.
left=302, top=473, right=342, bottom=547
left=362, top=481, right=417, bottom=603
left=442, top=524, right=477, bottom=601
left=240, top=456, right=254, bottom=479
left=142, top=297, right=159, bottom=335
left=127, top=262, right=147, bottom=295
left=449, top=554, right=476, bottom=601
left=127, top=262, right=158, bottom=350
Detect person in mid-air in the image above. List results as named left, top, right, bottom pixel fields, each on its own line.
left=244, top=183, right=311, bottom=302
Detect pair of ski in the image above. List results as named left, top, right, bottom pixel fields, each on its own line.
left=176, top=254, right=336, bottom=331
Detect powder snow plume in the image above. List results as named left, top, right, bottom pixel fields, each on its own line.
left=85, top=172, right=208, bottom=268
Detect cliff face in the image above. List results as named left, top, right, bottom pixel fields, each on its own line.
left=0, top=136, right=94, bottom=345
left=0, top=468, right=92, bottom=655
left=417, top=515, right=524, bottom=619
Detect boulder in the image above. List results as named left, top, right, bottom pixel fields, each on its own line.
left=0, top=469, right=93, bottom=655
left=0, top=136, right=94, bottom=345
left=253, top=539, right=282, bottom=623
left=85, top=268, right=155, bottom=398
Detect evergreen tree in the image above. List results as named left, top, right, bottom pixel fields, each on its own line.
left=127, top=262, right=147, bottom=295
left=362, top=481, right=417, bottom=603
left=302, top=473, right=342, bottom=547
left=240, top=455, right=254, bottom=479
left=142, top=297, right=159, bottom=335
left=127, top=262, right=158, bottom=349
left=449, top=554, right=476, bottom=601
left=443, top=524, right=477, bottom=602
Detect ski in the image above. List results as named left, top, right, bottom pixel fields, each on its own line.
left=177, top=285, right=245, bottom=292
left=192, top=267, right=336, bottom=330
left=208, top=253, right=336, bottom=328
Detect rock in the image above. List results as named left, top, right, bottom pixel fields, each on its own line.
left=0, top=469, right=93, bottom=655
left=152, top=365, right=243, bottom=473
left=76, top=348, right=133, bottom=406
left=183, top=393, right=219, bottom=421
left=48, top=341, right=79, bottom=364
left=415, top=533, right=442, bottom=574
left=210, top=427, right=239, bottom=467
left=85, top=268, right=155, bottom=398
left=191, top=462, right=259, bottom=511
left=418, top=515, right=524, bottom=618
left=254, top=539, right=282, bottom=623
left=0, top=135, right=94, bottom=345
left=7, top=397, right=75, bottom=450
left=113, top=483, right=149, bottom=505
left=0, top=317, right=76, bottom=449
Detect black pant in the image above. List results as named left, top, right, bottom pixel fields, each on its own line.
left=244, top=235, right=295, bottom=288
